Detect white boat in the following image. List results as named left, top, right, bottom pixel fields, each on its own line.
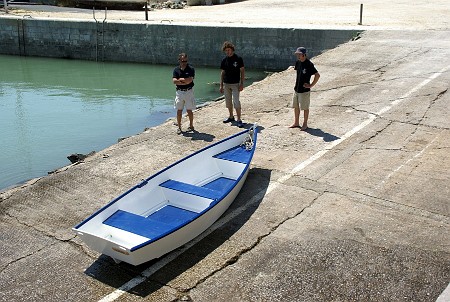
left=73, top=125, right=258, bottom=265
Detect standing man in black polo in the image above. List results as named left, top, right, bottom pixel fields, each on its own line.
left=173, top=52, right=195, bottom=134
left=290, top=47, right=320, bottom=130
left=220, top=41, right=245, bottom=127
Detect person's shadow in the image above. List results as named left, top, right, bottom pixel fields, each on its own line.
left=181, top=122, right=263, bottom=141
left=304, top=127, right=340, bottom=142
left=182, top=129, right=215, bottom=142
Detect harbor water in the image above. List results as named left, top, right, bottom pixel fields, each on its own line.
left=0, top=54, right=267, bottom=191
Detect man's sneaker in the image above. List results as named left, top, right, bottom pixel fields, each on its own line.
left=223, top=117, right=235, bottom=123
left=237, top=120, right=244, bottom=128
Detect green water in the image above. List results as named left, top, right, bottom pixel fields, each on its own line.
left=0, top=54, right=267, bottom=191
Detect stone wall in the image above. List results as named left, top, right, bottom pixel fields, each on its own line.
left=0, top=16, right=359, bottom=70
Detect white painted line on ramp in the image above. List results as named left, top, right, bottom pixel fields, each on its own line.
left=98, top=65, right=450, bottom=302
left=436, top=283, right=450, bottom=302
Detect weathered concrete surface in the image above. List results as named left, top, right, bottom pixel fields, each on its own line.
left=1, top=1, right=449, bottom=302
left=3, top=0, right=450, bottom=30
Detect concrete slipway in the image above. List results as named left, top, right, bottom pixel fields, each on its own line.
left=1, top=2, right=449, bottom=302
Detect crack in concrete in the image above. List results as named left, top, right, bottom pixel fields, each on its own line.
left=299, top=176, right=449, bottom=222
left=316, top=79, right=376, bottom=92
left=360, top=120, right=392, bottom=144
left=0, top=239, right=60, bottom=273
left=332, top=87, right=449, bottom=174
left=1, top=188, right=84, bottom=273
left=180, top=163, right=448, bottom=298
left=4, top=210, right=77, bottom=243
left=412, top=89, right=447, bottom=127
left=178, top=83, right=449, bottom=297
left=181, top=183, right=321, bottom=297
left=370, top=48, right=433, bottom=74
left=104, top=183, right=447, bottom=296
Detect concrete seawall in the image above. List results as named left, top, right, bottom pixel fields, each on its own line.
left=0, top=16, right=358, bottom=69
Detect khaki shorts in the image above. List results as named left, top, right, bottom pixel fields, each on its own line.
left=292, top=91, right=310, bottom=110
left=224, top=83, right=241, bottom=109
left=175, top=89, right=196, bottom=110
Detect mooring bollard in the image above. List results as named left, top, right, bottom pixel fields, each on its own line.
left=145, top=1, right=148, bottom=21
left=358, top=3, right=363, bottom=25
left=3, top=0, right=8, bottom=13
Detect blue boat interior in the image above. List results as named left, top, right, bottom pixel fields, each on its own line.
left=102, top=145, right=251, bottom=239
left=213, top=145, right=252, bottom=164
left=103, top=207, right=197, bottom=239
left=160, top=179, right=223, bottom=200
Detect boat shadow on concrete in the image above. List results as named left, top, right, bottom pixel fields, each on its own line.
left=84, top=130, right=270, bottom=298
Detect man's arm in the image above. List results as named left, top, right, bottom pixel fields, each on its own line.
left=239, top=66, right=245, bottom=91
left=173, top=77, right=184, bottom=85
left=220, top=70, right=225, bottom=93
left=173, top=77, right=193, bottom=85
left=303, top=72, right=320, bottom=88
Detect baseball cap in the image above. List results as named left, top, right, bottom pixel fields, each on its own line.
left=294, top=47, right=307, bottom=54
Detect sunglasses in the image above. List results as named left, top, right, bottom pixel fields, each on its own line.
left=180, top=60, right=188, bottom=63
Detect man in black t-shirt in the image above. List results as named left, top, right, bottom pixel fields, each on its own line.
left=290, top=47, right=320, bottom=131
left=220, top=41, right=245, bottom=127
left=173, top=53, right=195, bottom=134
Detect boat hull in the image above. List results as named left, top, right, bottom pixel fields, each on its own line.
left=73, top=126, right=257, bottom=265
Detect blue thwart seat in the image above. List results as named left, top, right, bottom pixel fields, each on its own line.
left=147, top=205, right=198, bottom=227
left=160, top=179, right=222, bottom=200
left=103, top=206, right=197, bottom=239
left=202, top=177, right=235, bottom=193
left=213, top=145, right=252, bottom=164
